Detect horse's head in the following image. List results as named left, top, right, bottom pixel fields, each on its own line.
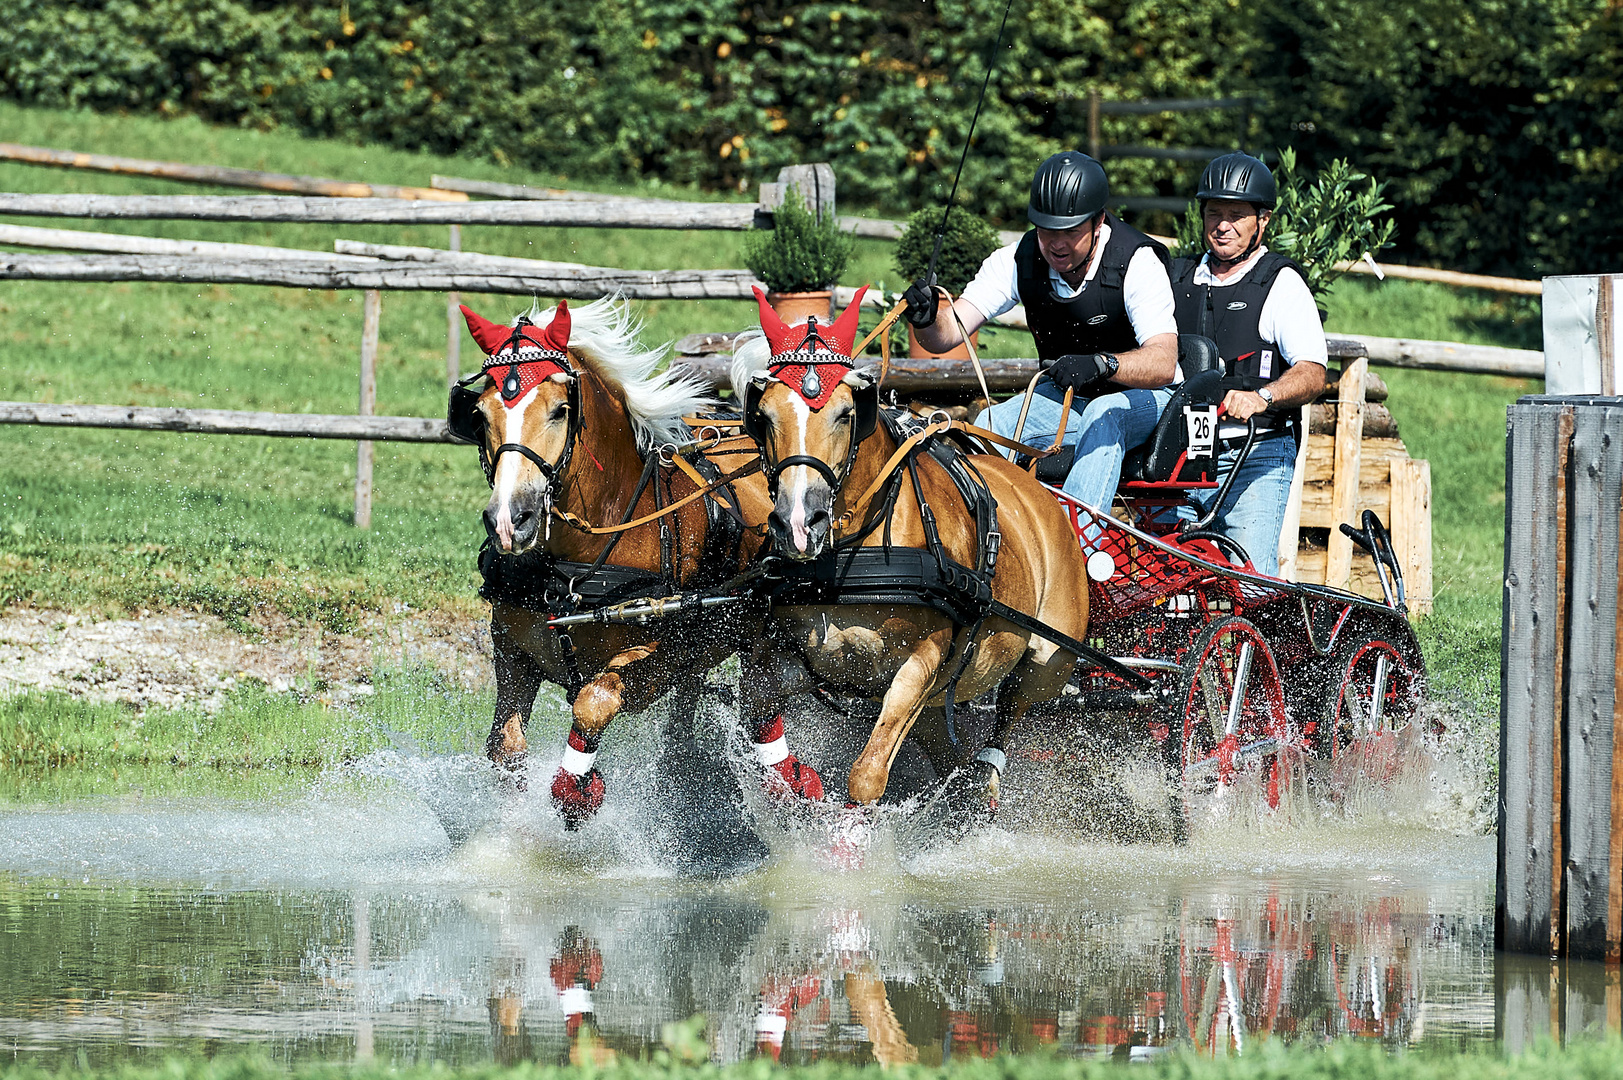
left=736, top=287, right=876, bottom=560
left=449, top=301, right=580, bottom=554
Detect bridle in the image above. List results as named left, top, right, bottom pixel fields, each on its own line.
left=741, top=318, right=879, bottom=499
left=448, top=315, right=583, bottom=494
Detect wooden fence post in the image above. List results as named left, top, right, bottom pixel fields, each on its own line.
left=446, top=224, right=461, bottom=388
left=354, top=289, right=381, bottom=529
left=1276, top=402, right=1312, bottom=582
left=1497, top=397, right=1623, bottom=963
left=1389, top=457, right=1434, bottom=614
left=1325, top=356, right=1367, bottom=588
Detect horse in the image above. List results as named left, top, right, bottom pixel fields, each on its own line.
left=730, top=287, right=1092, bottom=809
left=449, top=297, right=826, bottom=829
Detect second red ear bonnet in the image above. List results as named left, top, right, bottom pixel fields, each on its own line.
left=753, top=286, right=868, bottom=409
left=461, top=301, right=573, bottom=406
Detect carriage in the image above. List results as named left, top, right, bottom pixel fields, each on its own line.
left=1017, top=370, right=1425, bottom=830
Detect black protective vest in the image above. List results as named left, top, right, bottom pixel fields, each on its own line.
left=1015, top=213, right=1170, bottom=362
left=1170, top=250, right=1307, bottom=382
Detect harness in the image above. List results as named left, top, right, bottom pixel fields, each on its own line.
left=450, top=314, right=750, bottom=700
left=757, top=409, right=1150, bottom=744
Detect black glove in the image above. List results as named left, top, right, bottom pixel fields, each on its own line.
left=902, top=278, right=939, bottom=329
left=1042, top=352, right=1119, bottom=391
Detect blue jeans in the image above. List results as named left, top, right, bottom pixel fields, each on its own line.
left=976, top=381, right=1175, bottom=534
left=1180, top=433, right=1299, bottom=576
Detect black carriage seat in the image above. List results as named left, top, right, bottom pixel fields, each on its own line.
left=1031, top=335, right=1226, bottom=487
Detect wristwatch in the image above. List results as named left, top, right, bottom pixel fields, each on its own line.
left=1256, top=386, right=1275, bottom=407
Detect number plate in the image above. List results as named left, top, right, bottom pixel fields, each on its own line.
left=1184, top=405, right=1218, bottom=457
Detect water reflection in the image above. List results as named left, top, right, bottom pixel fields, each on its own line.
left=0, top=833, right=1499, bottom=1066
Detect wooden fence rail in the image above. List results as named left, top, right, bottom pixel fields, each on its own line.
left=0, top=141, right=466, bottom=201
left=0, top=192, right=760, bottom=229
left=0, top=401, right=455, bottom=442
left=1498, top=395, right=1623, bottom=962
left=0, top=251, right=761, bottom=299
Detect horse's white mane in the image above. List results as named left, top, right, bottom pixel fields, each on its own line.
left=728, top=329, right=772, bottom=400
left=518, top=296, right=716, bottom=450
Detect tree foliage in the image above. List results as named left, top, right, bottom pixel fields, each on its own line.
left=0, top=0, right=1616, bottom=275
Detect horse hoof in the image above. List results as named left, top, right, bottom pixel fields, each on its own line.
left=551, top=767, right=605, bottom=830
left=765, top=755, right=825, bottom=802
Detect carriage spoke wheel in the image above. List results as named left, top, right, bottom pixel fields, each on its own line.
left=1315, top=634, right=1425, bottom=789
left=1168, top=616, right=1289, bottom=832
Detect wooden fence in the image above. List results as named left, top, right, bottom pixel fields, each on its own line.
left=1498, top=395, right=1623, bottom=962
left=0, top=154, right=1544, bottom=534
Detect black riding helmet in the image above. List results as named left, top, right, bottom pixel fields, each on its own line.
left=1027, top=151, right=1109, bottom=230
left=1196, top=152, right=1276, bottom=210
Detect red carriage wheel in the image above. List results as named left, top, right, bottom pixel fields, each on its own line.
left=1316, top=635, right=1425, bottom=755
left=1312, top=633, right=1426, bottom=793
left=1168, top=616, right=1290, bottom=832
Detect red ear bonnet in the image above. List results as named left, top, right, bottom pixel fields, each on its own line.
left=460, top=301, right=573, bottom=407
left=752, top=286, right=870, bottom=410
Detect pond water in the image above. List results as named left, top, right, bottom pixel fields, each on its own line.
left=0, top=787, right=1507, bottom=1068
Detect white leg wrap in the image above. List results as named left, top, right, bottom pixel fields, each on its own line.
left=558, top=986, right=593, bottom=1015
left=754, top=736, right=790, bottom=767
left=755, top=1010, right=788, bottom=1040
left=560, top=745, right=597, bottom=776
left=975, top=746, right=1007, bottom=773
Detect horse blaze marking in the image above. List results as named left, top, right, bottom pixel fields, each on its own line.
left=496, top=387, right=538, bottom=526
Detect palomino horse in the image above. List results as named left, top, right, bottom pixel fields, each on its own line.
left=450, top=297, right=825, bottom=828
left=730, top=288, right=1091, bottom=808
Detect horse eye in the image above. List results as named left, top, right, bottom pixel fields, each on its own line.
left=548, top=404, right=569, bottom=422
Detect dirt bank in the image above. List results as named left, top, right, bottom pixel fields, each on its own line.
left=0, top=606, right=493, bottom=713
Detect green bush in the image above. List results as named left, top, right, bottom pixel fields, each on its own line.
left=743, top=194, right=853, bottom=293
left=893, top=206, right=1001, bottom=296
left=0, top=0, right=1254, bottom=223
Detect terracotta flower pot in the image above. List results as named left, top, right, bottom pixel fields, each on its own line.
left=767, top=290, right=833, bottom=325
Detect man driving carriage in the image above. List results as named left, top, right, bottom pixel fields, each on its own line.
left=902, top=151, right=1180, bottom=519
left=1170, top=152, right=1327, bottom=576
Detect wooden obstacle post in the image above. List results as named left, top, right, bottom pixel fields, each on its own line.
left=1276, top=402, right=1313, bottom=582
left=1324, top=355, right=1368, bottom=589
left=1499, top=396, right=1623, bottom=962
left=354, top=290, right=381, bottom=529
left=446, top=224, right=462, bottom=388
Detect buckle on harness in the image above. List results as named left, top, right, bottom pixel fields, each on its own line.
left=984, top=529, right=1002, bottom=573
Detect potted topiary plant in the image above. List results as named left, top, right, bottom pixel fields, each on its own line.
left=743, top=193, right=854, bottom=323
left=893, top=206, right=1001, bottom=359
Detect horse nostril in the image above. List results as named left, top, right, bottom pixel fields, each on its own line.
left=511, top=508, right=535, bottom=531
left=483, top=506, right=500, bottom=536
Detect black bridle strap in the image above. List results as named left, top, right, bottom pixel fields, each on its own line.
left=766, top=454, right=843, bottom=493
left=490, top=442, right=559, bottom=486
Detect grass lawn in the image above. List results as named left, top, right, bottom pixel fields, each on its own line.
left=0, top=102, right=1537, bottom=785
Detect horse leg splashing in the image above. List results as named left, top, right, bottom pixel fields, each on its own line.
left=732, top=286, right=1091, bottom=827
left=454, top=296, right=825, bottom=836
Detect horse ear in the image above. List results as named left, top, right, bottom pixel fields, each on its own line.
left=539, top=299, right=571, bottom=352
left=753, top=286, right=797, bottom=356
left=460, top=304, right=511, bottom=356
left=829, top=286, right=869, bottom=357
